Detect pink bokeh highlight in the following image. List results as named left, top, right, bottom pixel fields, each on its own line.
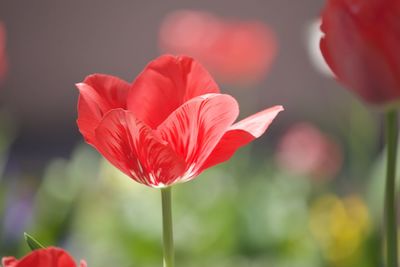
left=276, top=122, right=343, bottom=180
left=159, top=10, right=277, bottom=86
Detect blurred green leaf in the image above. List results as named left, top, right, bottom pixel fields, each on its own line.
left=24, top=233, right=45, bottom=250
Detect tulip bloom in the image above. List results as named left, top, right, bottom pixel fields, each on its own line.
left=159, top=10, right=277, bottom=85
left=76, top=55, right=283, bottom=188
left=2, top=247, right=87, bottom=267
left=320, top=0, right=400, bottom=106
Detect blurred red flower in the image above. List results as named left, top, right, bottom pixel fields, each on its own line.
left=159, top=10, right=277, bottom=86
left=76, top=55, right=283, bottom=187
left=2, top=247, right=87, bottom=267
left=0, top=21, right=8, bottom=82
left=276, top=123, right=342, bottom=180
left=320, top=0, right=400, bottom=106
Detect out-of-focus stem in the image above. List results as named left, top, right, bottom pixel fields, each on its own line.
left=385, top=110, right=398, bottom=267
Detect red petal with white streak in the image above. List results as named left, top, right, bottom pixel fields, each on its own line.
left=157, top=94, right=239, bottom=182
left=127, top=55, right=220, bottom=128
left=201, top=105, right=284, bottom=171
left=76, top=74, right=130, bottom=145
left=95, top=109, right=186, bottom=187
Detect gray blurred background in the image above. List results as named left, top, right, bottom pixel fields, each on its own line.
left=0, top=0, right=358, bottom=170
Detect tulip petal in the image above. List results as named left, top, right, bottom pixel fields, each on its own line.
left=157, top=94, right=239, bottom=182
left=201, top=105, right=283, bottom=170
left=15, top=248, right=76, bottom=267
left=2, top=257, right=18, bottom=267
left=95, top=109, right=186, bottom=187
left=80, top=260, right=88, bottom=267
left=76, top=74, right=130, bottom=145
left=127, top=55, right=220, bottom=128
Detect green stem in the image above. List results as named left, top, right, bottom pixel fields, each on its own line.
left=161, top=187, right=174, bottom=267
left=385, top=110, right=398, bottom=267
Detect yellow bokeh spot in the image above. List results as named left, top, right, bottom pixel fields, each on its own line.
left=309, top=194, right=370, bottom=264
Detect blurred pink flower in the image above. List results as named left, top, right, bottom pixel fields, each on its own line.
left=159, top=10, right=277, bottom=86
left=0, top=21, right=7, bottom=82
left=276, top=122, right=342, bottom=180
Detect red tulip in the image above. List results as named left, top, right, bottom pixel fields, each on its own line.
left=0, top=21, right=7, bottom=82
left=76, top=55, right=283, bottom=187
left=2, top=247, right=87, bottom=267
left=320, top=0, right=400, bottom=106
left=159, top=10, right=277, bottom=85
